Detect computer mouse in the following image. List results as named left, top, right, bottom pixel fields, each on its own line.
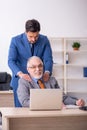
left=79, top=106, right=87, bottom=111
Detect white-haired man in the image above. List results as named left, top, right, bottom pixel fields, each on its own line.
left=17, top=56, right=85, bottom=107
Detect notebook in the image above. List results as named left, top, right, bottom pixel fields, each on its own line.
left=30, top=89, right=63, bottom=110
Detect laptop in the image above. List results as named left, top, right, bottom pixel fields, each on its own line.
left=30, top=89, right=63, bottom=110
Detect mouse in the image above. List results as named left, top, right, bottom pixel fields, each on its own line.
left=79, top=106, right=87, bottom=111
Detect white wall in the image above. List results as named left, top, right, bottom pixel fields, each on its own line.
left=0, top=0, right=87, bottom=73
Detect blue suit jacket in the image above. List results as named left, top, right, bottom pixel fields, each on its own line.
left=8, top=33, right=53, bottom=89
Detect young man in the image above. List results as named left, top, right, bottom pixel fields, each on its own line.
left=17, top=56, right=85, bottom=107
left=8, top=19, right=53, bottom=107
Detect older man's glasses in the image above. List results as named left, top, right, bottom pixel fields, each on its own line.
left=28, top=64, right=43, bottom=69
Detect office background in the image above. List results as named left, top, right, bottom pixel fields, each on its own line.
left=0, top=0, right=87, bottom=73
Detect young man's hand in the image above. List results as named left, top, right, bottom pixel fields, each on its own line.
left=43, top=72, right=50, bottom=82
left=18, top=72, right=32, bottom=81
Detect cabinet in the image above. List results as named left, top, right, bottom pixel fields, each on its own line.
left=49, top=37, right=87, bottom=104
left=0, top=90, right=14, bottom=107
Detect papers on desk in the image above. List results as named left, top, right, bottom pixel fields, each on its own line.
left=65, top=105, right=80, bottom=109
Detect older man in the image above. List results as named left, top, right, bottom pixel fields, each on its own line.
left=17, top=56, right=85, bottom=107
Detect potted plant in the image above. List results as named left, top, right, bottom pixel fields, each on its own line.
left=72, top=42, right=81, bottom=50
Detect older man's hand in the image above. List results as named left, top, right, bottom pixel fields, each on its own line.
left=76, top=99, right=85, bottom=106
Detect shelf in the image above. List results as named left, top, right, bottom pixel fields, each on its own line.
left=67, top=91, right=87, bottom=93
left=53, top=63, right=64, bottom=66
left=66, top=50, right=87, bottom=53
left=50, top=37, right=87, bottom=100
left=65, top=63, right=87, bottom=67
left=53, top=50, right=64, bottom=53
left=66, top=78, right=87, bottom=80
left=68, top=91, right=87, bottom=93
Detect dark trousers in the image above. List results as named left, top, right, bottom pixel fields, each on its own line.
left=13, top=87, right=22, bottom=107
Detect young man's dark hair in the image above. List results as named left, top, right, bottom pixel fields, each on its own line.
left=25, top=19, right=40, bottom=32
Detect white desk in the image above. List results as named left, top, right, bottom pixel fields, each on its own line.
left=0, top=107, right=87, bottom=130
left=0, top=91, right=14, bottom=107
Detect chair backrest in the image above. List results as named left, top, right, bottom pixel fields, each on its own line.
left=0, top=72, right=11, bottom=90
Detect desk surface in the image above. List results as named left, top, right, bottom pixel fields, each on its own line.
left=0, top=90, right=13, bottom=94
left=0, top=107, right=87, bottom=118
left=1, top=107, right=87, bottom=130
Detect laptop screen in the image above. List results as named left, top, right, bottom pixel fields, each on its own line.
left=30, top=89, right=63, bottom=110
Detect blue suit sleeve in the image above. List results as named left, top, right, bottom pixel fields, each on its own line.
left=8, top=38, right=21, bottom=76
left=42, top=37, right=53, bottom=74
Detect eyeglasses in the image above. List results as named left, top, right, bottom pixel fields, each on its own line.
left=28, top=64, right=43, bottom=69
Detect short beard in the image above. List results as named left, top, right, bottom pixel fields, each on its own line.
left=34, top=74, right=43, bottom=80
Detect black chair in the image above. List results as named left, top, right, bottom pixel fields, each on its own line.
left=0, top=72, right=12, bottom=90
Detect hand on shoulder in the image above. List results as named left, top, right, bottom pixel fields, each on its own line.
left=43, top=72, right=50, bottom=82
